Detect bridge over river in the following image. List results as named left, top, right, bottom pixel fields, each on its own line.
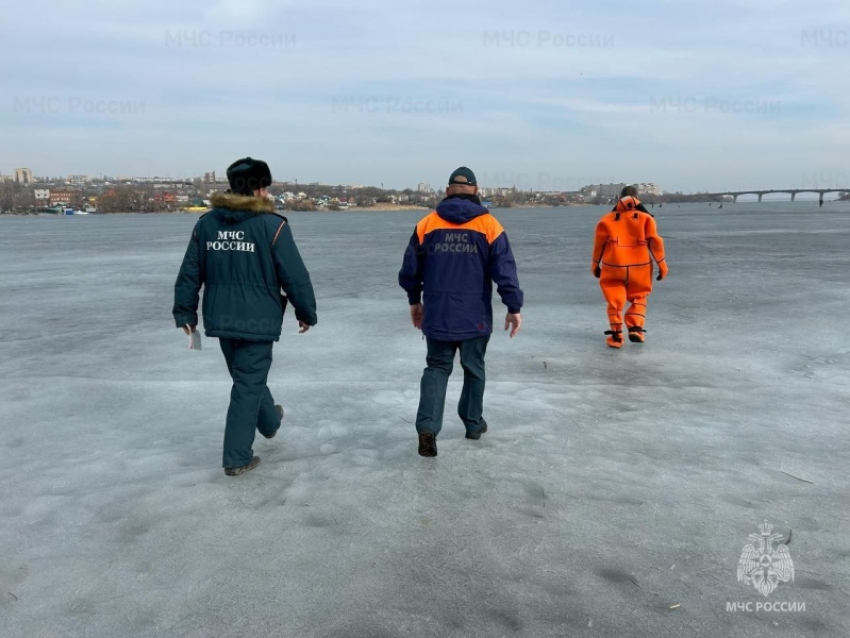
left=706, top=188, right=849, bottom=203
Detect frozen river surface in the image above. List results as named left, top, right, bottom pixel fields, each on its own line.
left=1, top=203, right=849, bottom=638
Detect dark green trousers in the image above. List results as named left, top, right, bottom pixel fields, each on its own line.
left=415, top=336, right=489, bottom=436
left=219, top=338, right=282, bottom=469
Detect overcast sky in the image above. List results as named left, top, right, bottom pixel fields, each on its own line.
left=2, top=0, right=849, bottom=192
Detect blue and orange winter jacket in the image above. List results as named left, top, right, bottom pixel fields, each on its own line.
left=399, top=195, right=523, bottom=341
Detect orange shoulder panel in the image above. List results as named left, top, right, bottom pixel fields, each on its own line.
left=416, top=211, right=504, bottom=244
left=464, top=214, right=504, bottom=244
left=415, top=211, right=441, bottom=245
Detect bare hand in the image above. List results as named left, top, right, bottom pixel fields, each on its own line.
left=505, top=313, right=522, bottom=338
left=410, top=303, right=423, bottom=330
left=182, top=324, right=196, bottom=335
left=298, top=321, right=311, bottom=334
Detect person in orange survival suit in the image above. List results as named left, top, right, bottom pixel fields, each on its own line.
left=591, top=185, right=668, bottom=348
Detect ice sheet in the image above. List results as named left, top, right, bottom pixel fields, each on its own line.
left=1, top=203, right=848, bottom=637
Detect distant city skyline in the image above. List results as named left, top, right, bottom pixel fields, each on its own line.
left=5, top=167, right=850, bottom=200
left=6, top=167, right=667, bottom=192
left=3, top=0, right=849, bottom=193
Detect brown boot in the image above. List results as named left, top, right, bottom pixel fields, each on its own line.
left=224, top=456, right=261, bottom=476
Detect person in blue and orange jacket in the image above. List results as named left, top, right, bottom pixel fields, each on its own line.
left=591, top=185, right=668, bottom=348
left=399, top=166, right=523, bottom=457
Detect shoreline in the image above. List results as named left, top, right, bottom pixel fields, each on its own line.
left=5, top=200, right=845, bottom=218
left=4, top=204, right=596, bottom=217
left=341, top=203, right=590, bottom=212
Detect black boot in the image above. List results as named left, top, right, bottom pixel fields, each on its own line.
left=628, top=326, right=646, bottom=343
left=418, top=432, right=437, bottom=457
left=465, top=419, right=488, bottom=440
left=262, top=405, right=284, bottom=439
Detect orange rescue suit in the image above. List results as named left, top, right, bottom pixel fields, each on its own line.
left=591, top=196, right=668, bottom=345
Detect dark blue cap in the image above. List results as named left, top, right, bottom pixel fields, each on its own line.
left=448, top=166, right=476, bottom=186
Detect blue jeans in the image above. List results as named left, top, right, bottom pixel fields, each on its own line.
left=415, top=336, right=489, bottom=436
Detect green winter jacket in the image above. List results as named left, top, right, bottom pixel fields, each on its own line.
left=173, top=192, right=317, bottom=341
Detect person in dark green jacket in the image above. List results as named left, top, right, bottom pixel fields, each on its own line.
left=173, top=157, right=317, bottom=476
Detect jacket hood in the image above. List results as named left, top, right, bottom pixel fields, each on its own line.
left=435, top=194, right=489, bottom=224
left=210, top=192, right=275, bottom=224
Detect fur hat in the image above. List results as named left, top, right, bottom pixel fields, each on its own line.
left=226, top=157, right=272, bottom=195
